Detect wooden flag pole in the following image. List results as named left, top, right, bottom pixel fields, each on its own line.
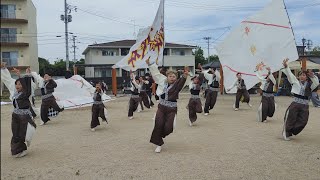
left=112, top=68, right=117, bottom=96
left=220, top=64, right=224, bottom=95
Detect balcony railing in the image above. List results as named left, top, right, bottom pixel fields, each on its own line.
left=0, top=34, right=17, bottom=42
left=0, top=10, right=16, bottom=19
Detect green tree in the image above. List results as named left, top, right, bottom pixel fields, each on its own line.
left=74, top=58, right=85, bottom=76
left=38, top=57, right=52, bottom=76
left=193, top=47, right=206, bottom=66
left=310, top=46, right=320, bottom=56
left=207, top=55, right=219, bottom=62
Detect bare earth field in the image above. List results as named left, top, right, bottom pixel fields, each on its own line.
left=1, top=94, right=320, bottom=180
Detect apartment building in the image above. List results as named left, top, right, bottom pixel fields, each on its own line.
left=82, top=40, right=196, bottom=81
left=0, top=0, right=38, bottom=72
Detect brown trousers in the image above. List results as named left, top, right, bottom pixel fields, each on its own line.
left=284, top=102, right=309, bottom=137
left=91, top=104, right=107, bottom=128
left=139, top=91, right=150, bottom=110
left=41, top=96, right=62, bottom=123
left=188, top=98, right=203, bottom=123
left=204, top=90, right=218, bottom=113
left=260, top=96, right=275, bottom=121
left=150, top=104, right=177, bottom=146
left=11, top=113, right=36, bottom=155
left=235, top=89, right=250, bottom=108
left=128, top=97, right=140, bottom=117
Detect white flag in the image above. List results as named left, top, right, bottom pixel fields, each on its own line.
left=114, top=0, right=165, bottom=71
left=216, top=0, right=298, bottom=93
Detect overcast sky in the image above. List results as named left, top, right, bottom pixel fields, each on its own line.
left=32, top=0, right=320, bottom=63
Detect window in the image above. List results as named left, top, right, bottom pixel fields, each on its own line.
left=102, top=50, right=114, bottom=56
left=94, top=68, right=113, bottom=77
left=163, top=48, right=169, bottom=56
left=180, top=50, right=185, bottom=56
left=1, top=51, right=18, bottom=66
left=0, top=5, right=16, bottom=18
left=0, top=28, right=17, bottom=42
left=121, top=48, right=130, bottom=56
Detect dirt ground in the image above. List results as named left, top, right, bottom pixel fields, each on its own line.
left=1, top=94, right=320, bottom=180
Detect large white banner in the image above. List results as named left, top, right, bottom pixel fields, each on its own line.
left=114, top=0, right=165, bottom=71
left=216, top=0, right=299, bottom=93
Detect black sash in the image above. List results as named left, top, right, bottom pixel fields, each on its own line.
left=293, top=93, right=308, bottom=100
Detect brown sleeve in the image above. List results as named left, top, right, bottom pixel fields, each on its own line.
left=18, top=76, right=32, bottom=99
left=173, top=76, right=187, bottom=93
left=46, top=79, right=57, bottom=89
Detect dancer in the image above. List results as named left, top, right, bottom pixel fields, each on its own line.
left=24, top=67, right=37, bottom=118
left=145, top=73, right=155, bottom=107
left=139, top=76, right=151, bottom=110
left=146, top=58, right=189, bottom=153
left=128, top=72, right=141, bottom=120
left=187, top=75, right=203, bottom=126
left=308, top=69, right=320, bottom=108
left=255, top=63, right=276, bottom=123
left=282, top=58, right=319, bottom=141
left=10, top=68, right=36, bottom=158
left=91, top=82, right=108, bottom=131
left=40, top=73, right=64, bottom=125
left=227, top=73, right=252, bottom=111
left=199, top=64, right=220, bottom=115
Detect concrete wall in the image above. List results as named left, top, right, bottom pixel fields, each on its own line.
left=1, top=0, right=39, bottom=72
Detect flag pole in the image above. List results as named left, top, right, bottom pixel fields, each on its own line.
left=283, top=0, right=297, bottom=47
left=162, top=0, right=165, bottom=68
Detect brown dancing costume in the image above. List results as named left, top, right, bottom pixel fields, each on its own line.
left=139, top=80, right=151, bottom=109
left=148, top=64, right=187, bottom=146
left=91, top=90, right=107, bottom=129
left=282, top=65, right=319, bottom=140
left=188, top=82, right=203, bottom=123
left=40, top=79, right=63, bottom=124
left=229, top=78, right=251, bottom=109
left=11, top=76, right=37, bottom=157
left=202, top=69, right=220, bottom=114
left=128, top=76, right=142, bottom=117
left=256, top=69, right=276, bottom=122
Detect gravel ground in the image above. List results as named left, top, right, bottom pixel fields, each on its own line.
left=1, top=94, right=320, bottom=180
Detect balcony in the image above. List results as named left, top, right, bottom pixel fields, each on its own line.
left=0, top=10, right=28, bottom=23
left=0, top=34, right=29, bottom=47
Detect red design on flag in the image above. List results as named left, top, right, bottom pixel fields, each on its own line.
left=245, top=27, right=250, bottom=35
left=127, top=50, right=141, bottom=67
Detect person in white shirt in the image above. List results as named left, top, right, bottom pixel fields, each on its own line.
left=281, top=58, right=319, bottom=141
left=227, top=73, right=252, bottom=111
left=255, top=63, right=276, bottom=123
left=199, top=64, right=220, bottom=116
left=128, top=72, right=141, bottom=120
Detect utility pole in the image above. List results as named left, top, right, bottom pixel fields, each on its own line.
left=203, top=37, right=211, bottom=62
left=60, top=0, right=77, bottom=70
left=71, top=35, right=77, bottom=62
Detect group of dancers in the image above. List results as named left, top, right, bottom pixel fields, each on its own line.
left=3, top=57, right=319, bottom=157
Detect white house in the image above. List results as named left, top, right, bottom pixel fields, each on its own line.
left=82, top=40, right=196, bottom=80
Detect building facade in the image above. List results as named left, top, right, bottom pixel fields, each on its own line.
left=82, top=40, right=196, bottom=82
left=0, top=0, right=38, bottom=72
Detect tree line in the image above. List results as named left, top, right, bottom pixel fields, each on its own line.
left=38, top=57, right=85, bottom=76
